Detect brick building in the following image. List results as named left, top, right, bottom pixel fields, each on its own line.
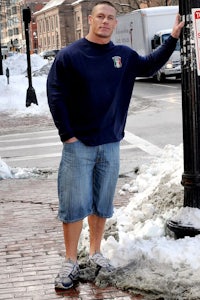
left=0, top=0, right=48, bottom=54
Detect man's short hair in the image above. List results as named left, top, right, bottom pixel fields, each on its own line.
left=92, top=1, right=116, bottom=12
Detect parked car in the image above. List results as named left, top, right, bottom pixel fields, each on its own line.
left=40, top=49, right=59, bottom=59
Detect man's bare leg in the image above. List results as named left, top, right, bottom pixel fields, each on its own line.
left=62, top=220, right=83, bottom=262
left=88, top=214, right=106, bottom=255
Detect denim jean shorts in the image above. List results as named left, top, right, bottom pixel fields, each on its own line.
left=57, top=140, right=120, bottom=223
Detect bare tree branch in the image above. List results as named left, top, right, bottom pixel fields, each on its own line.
left=113, top=0, right=178, bottom=14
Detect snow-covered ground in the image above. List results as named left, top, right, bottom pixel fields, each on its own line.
left=1, top=53, right=200, bottom=299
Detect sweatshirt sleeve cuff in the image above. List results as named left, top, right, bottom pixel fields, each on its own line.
left=169, top=35, right=179, bottom=42
left=60, top=132, right=75, bottom=142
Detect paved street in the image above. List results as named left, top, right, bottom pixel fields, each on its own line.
left=0, top=113, right=144, bottom=300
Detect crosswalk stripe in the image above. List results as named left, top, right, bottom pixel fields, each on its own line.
left=0, top=129, right=56, bottom=139
left=124, top=131, right=161, bottom=156
left=0, top=142, right=61, bottom=151
left=0, top=135, right=59, bottom=143
left=4, top=153, right=61, bottom=161
left=0, top=130, right=162, bottom=162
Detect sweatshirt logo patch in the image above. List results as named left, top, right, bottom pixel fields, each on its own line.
left=112, top=56, right=122, bottom=68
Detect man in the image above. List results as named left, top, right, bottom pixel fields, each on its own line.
left=47, top=1, right=184, bottom=290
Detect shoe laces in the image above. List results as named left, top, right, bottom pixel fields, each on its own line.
left=59, top=259, right=78, bottom=277
left=90, top=252, right=111, bottom=268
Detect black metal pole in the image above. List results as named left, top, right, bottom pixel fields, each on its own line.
left=181, top=0, right=200, bottom=208
left=167, top=0, right=200, bottom=238
left=6, top=67, right=9, bottom=84
left=0, top=26, right=3, bottom=75
left=0, top=0, right=3, bottom=75
left=23, top=7, right=38, bottom=107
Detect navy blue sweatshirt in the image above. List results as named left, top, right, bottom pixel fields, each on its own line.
left=47, top=36, right=178, bottom=146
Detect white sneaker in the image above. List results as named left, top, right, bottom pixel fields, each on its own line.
left=89, top=252, right=115, bottom=272
left=55, top=259, right=80, bottom=289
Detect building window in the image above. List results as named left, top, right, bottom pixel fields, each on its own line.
left=77, top=30, right=81, bottom=40
left=7, top=18, right=14, bottom=27
left=46, top=19, right=49, bottom=32
left=39, top=21, right=42, bottom=34
left=14, top=27, right=19, bottom=34
left=55, top=15, right=58, bottom=28
left=51, top=17, right=54, bottom=31
left=43, top=20, right=45, bottom=33
left=12, top=6, right=17, bottom=15
left=13, top=16, right=18, bottom=24
left=8, top=29, right=13, bottom=36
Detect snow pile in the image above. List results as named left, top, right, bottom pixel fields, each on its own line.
left=3, top=53, right=48, bottom=75
left=1, top=53, right=51, bottom=116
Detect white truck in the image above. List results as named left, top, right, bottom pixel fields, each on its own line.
left=112, top=6, right=181, bottom=81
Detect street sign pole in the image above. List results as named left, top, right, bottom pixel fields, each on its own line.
left=167, top=0, right=200, bottom=238
left=0, top=31, right=3, bottom=75
left=23, top=7, right=38, bottom=107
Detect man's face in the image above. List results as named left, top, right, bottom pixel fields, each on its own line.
left=88, top=4, right=117, bottom=39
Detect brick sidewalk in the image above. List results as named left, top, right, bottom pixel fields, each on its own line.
left=0, top=176, right=144, bottom=300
